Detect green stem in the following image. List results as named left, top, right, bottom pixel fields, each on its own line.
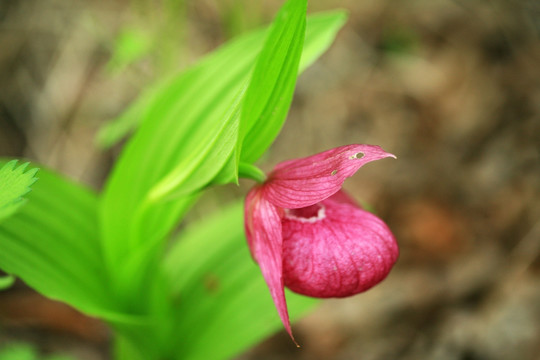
left=238, top=162, right=266, bottom=183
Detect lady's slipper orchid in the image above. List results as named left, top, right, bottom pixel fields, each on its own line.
left=244, top=144, right=399, bottom=342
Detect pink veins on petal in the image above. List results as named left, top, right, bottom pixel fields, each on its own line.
left=243, top=144, right=399, bottom=341
left=282, top=192, right=397, bottom=297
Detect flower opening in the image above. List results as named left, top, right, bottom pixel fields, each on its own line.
left=284, top=203, right=326, bottom=223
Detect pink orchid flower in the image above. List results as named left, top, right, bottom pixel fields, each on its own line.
left=244, top=144, right=399, bottom=343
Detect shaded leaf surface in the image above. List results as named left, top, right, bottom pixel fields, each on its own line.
left=0, top=162, right=126, bottom=321
left=164, top=202, right=317, bottom=360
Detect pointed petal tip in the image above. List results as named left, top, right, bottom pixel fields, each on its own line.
left=263, top=144, right=396, bottom=209
left=244, top=191, right=298, bottom=346
left=350, top=144, right=395, bottom=160
left=351, top=144, right=397, bottom=164
left=375, top=145, right=396, bottom=160
left=286, top=328, right=300, bottom=347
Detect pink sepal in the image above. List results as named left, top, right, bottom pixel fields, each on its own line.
left=244, top=187, right=296, bottom=343
left=263, top=145, right=395, bottom=209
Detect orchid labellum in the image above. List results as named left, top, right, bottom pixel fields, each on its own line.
left=244, top=144, right=399, bottom=342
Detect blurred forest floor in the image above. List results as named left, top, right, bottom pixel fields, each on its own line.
left=1, top=0, right=539, bottom=359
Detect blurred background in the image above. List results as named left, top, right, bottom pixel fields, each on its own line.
left=1, top=0, right=539, bottom=359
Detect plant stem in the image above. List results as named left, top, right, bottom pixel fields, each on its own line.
left=238, top=162, right=266, bottom=183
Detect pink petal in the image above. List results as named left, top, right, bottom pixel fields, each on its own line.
left=244, top=187, right=296, bottom=343
left=323, top=188, right=359, bottom=207
left=263, top=144, right=395, bottom=209
left=281, top=191, right=399, bottom=298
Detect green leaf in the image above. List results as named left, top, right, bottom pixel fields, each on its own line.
left=99, top=9, right=347, bottom=311
left=164, top=202, right=318, bottom=360
left=98, top=33, right=258, bottom=281
left=239, top=8, right=347, bottom=165
left=236, top=0, right=307, bottom=168
left=146, top=85, right=245, bottom=202
left=0, top=274, right=14, bottom=290
left=0, top=160, right=38, bottom=221
left=297, top=10, right=348, bottom=72
left=96, top=30, right=261, bottom=150
left=96, top=92, right=152, bottom=148
left=97, top=10, right=347, bottom=150
left=99, top=10, right=347, bottom=276
left=0, top=161, right=131, bottom=322
left=214, top=10, right=347, bottom=183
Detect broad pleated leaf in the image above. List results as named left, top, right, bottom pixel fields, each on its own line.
left=0, top=160, right=38, bottom=221
left=164, top=202, right=317, bottom=360
left=0, top=162, right=129, bottom=321
left=235, top=0, right=306, bottom=170
left=214, top=10, right=347, bottom=184
left=99, top=11, right=347, bottom=279
left=97, top=11, right=346, bottom=150
left=98, top=34, right=258, bottom=280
